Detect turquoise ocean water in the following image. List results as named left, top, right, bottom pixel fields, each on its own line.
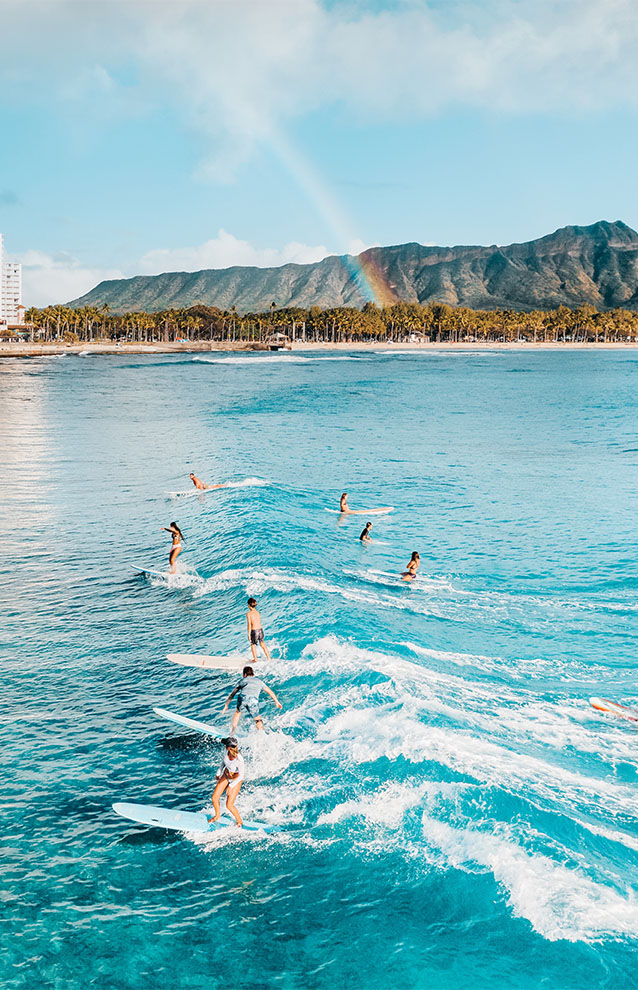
left=1, top=348, right=637, bottom=989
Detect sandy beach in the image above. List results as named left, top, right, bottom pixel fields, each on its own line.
left=1, top=339, right=637, bottom=358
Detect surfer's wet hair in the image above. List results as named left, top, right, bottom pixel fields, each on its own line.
left=247, top=597, right=257, bottom=607
left=410, top=551, right=419, bottom=561
left=170, top=522, right=184, bottom=539
left=243, top=666, right=254, bottom=677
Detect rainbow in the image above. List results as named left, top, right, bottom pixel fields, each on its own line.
left=269, top=129, right=399, bottom=308
left=345, top=249, right=399, bottom=308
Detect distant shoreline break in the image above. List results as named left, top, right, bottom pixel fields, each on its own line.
left=2, top=340, right=638, bottom=359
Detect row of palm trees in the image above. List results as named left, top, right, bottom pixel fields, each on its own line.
left=21, top=300, right=638, bottom=344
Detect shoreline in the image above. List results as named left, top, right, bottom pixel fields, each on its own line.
left=1, top=339, right=637, bottom=358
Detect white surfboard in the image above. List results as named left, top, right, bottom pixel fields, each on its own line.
left=166, top=478, right=266, bottom=499
left=166, top=487, right=221, bottom=499
left=153, top=706, right=227, bottom=737
left=131, top=564, right=167, bottom=578
left=325, top=507, right=394, bottom=516
left=113, top=802, right=276, bottom=834
left=590, top=697, right=638, bottom=722
left=167, top=652, right=248, bottom=671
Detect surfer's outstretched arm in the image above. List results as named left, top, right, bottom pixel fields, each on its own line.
left=222, top=686, right=239, bottom=713
left=263, top=685, right=283, bottom=709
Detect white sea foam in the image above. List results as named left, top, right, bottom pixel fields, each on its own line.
left=421, top=814, right=638, bottom=942
left=299, top=636, right=638, bottom=816
left=189, top=562, right=627, bottom=634
left=318, top=775, right=638, bottom=941
left=193, top=565, right=447, bottom=619
left=318, top=780, right=443, bottom=829
left=146, top=568, right=205, bottom=591
left=346, top=568, right=456, bottom=594
left=192, top=355, right=311, bottom=365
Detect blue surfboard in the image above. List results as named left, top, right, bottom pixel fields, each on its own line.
left=112, top=802, right=276, bottom=834
left=153, top=706, right=228, bottom=738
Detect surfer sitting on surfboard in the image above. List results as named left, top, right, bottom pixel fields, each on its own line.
left=162, top=522, right=184, bottom=573
left=223, top=666, right=283, bottom=732
left=207, top=737, right=244, bottom=828
left=360, top=522, right=373, bottom=543
left=401, top=551, right=420, bottom=582
left=338, top=493, right=392, bottom=515
left=189, top=472, right=223, bottom=491
left=247, top=597, right=272, bottom=662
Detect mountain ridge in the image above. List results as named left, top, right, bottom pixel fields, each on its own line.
left=67, top=220, right=638, bottom=314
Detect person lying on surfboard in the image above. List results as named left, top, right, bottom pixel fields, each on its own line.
left=360, top=522, right=373, bottom=543
left=207, top=737, right=244, bottom=828
left=162, top=522, right=184, bottom=573
left=189, top=472, right=223, bottom=491
left=401, top=551, right=420, bottom=582
left=223, top=665, right=283, bottom=732
left=247, top=597, right=272, bottom=662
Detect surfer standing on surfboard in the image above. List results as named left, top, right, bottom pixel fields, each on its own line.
left=189, top=472, right=223, bottom=491
left=247, top=597, right=272, bottom=662
left=223, top=666, right=282, bottom=732
left=207, top=737, right=244, bottom=828
left=401, top=551, right=420, bottom=582
left=162, top=522, right=184, bottom=573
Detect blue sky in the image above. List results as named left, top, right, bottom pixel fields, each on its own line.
left=1, top=0, right=638, bottom=306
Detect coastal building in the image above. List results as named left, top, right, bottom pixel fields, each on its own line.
left=0, top=233, right=23, bottom=325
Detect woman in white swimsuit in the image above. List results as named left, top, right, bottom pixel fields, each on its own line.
left=208, top=737, right=244, bottom=828
left=162, top=521, right=184, bottom=573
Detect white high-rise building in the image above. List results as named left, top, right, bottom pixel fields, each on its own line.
left=0, top=233, right=23, bottom=324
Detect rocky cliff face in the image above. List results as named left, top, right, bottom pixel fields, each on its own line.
left=68, top=221, right=638, bottom=313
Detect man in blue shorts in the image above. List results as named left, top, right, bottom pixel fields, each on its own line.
left=223, top=666, right=282, bottom=732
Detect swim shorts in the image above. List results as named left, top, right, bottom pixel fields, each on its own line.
left=237, top=695, right=261, bottom=719
left=250, top=628, right=264, bottom=645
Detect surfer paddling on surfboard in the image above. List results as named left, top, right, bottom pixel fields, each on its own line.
left=401, top=551, right=420, bottom=582
left=223, top=666, right=282, bottom=732
left=247, top=597, right=272, bottom=662
left=207, top=737, right=244, bottom=828
left=189, top=472, right=223, bottom=491
left=162, top=522, right=184, bottom=573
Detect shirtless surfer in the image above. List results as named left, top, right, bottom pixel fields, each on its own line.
left=340, top=492, right=351, bottom=513
left=247, top=597, right=272, bottom=662
left=189, top=472, right=223, bottom=491
left=207, top=737, right=244, bottom=828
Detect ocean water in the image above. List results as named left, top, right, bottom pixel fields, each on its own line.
left=1, top=348, right=637, bottom=989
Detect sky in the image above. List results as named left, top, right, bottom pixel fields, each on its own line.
left=1, top=0, right=638, bottom=307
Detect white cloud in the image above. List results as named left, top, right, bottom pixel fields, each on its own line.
left=133, top=0, right=638, bottom=176
left=19, top=250, right=124, bottom=308
left=5, top=1, right=638, bottom=171
left=138, top=229, right=331, bottom=275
